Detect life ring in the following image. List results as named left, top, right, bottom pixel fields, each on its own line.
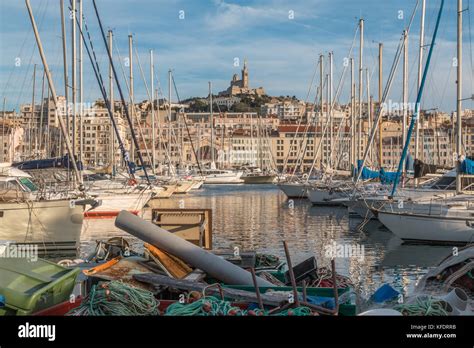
left=302, top=173, right=309, bottom=180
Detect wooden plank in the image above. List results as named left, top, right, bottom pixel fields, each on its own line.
left=144, top=243, right=192, bottom=279
left=133, top=273, right=289, bottom=306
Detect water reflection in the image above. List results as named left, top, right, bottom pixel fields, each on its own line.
left=78, top=185, right=444, bottom=298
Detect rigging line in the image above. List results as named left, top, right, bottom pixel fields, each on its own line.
left=354, top=0, right=420, bottom=185
left=281, top=58, right=322, bottom=174
left=133, top=47, right=156, bottom=168
left=390, top=0, right=445, bottom=197
left=92, top=0, right=153, bottom=185
left=14, top=0, right=49, bottom=110
left=112, top=35, right=156, bottom=170
left=171, top=75, right=203, bottom=175
left=285, top=60, right=322, bottom=177
left=1, top=0, right=47, bottom=100
left=306, top=21, right=360, bottom=180
left=75, top=7, right=133, bottom=178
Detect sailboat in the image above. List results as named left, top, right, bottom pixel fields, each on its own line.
left=375, top=0, right=474, bottom=244
left=0, top=1, right=100, bottom=252
left=201, top=82, right=243, bottom=184
left=0, top=164, right=93, bottom=252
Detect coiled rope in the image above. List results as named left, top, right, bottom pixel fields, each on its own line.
left=393, top=296, right=449, bottom=316
left=68, top=281, right=160, bottom=316
left=165, top=296, right=313, bottom=316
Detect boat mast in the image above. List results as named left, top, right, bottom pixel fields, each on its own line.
left=456, top=0, right=463, bottom=193
left=38, top=69, right=46, bottom=156
left=1, top=97, right=5, bottom=162
left=150, top=49, right=156, bottom=173
left=390, top=0, right=445, bottom=197
left=60, top=0, right=69, bottom=157
left=128, top=34, right=135, bottom=163
left=71, top=0, right=77, bottom=164
left=108, top=30, right=115, bottom=175
left=29, top=63, right=36, bottom=158
left=79, top=0, right=83, bottom=166
left=402, top=29, right=408, bottom=173
left=415, top=0, right=426, bottom=179
left=350, top=57, right=355, bottom=169
left=319, top=54, right=324, bottom=167
left=378, top=43, right=383, bottom=167
left=366, top=68, right=371, bottom=162
left=358, top=18, right=364, bottom=161
left=168, top=69, right=172, bottom=173
left=329, top=51, right=333, bottom=169
left=25, top=0, right=83, bottom=186
left=326, top=73, right=330, bottom=169
left=209, top=81, right=215, bottom=168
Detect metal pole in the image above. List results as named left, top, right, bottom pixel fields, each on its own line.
left=38, top=68, right=46, bottom=155
left=25, top=0, right=82, bottom=186
left=378, top=43, right=383, bottom=167
left=456, top=0, right=463, bottom=193
left=129, top=34, right=134, bottom=163
left=150, top=49, right=156, bottom=173
left=350, top=58, right=355, bottom=169
left=329, top=51, right=333, bottom=169
left=319, top=54, right=324, bottom=166
left=29, top=64, right=36, bottom=157
left=168, top=69, right=172, bottom=171
left=209, top=81, right=215, bottom=166
left=358, top=19, right=364, bottom=161
left=108, top=30, right=115, bottom=174
left=79, top=0, right=83, bottom=165
left=71, top=0, right=76, bottom=159
left=60, top=0, right=69, bottom=156
left=366, top=68, right=371, bottom=162
left=415, top=0, right=426, bottom=169
left=2, top=97, right=6, bottom=162
left=326, top=73, right=330, bottom=168
left=282, top=241, right=300, bottom=307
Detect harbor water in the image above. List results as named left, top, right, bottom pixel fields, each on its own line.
left=79, top=185, right=453, bottom=298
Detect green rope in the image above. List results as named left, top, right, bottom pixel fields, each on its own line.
left=393, top=296, right=449, bottom=316
left=164, top=296, right=313, bottom=316
left=255, top=253, right=280, bottom=268
left=68, top=281, right=160, bottom=316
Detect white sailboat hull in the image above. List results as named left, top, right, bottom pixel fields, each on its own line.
left=0, top=199, right=84, bottom=252
left=203, top=172, right=243, bottom=184
left=278, top=183, right=308, bottom=199
left=307, top=187, right=347, bottom=205
left=86, top=192, right=152, bottom=218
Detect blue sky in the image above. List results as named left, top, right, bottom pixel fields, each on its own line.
left=0, top=0, right=472, bottom=112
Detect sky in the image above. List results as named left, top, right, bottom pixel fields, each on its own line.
left=0, top=0, right=473, bottom=113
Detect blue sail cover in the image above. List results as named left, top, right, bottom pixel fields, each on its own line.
left=379, top=168, right=397, bottom=184
left=461, top=158, right=474, bottom=174
left=357, top=160, right=397, bottom=183
left=13, top=155, right=83, bottom=171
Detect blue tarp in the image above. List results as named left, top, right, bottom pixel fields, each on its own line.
left=370, top=284, right=400, bottom=303
left=13, top=155, right=83, bottom=171
left=356, top=160, right=397, bottom=183
left=461, top=158, right=474, bottom=174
